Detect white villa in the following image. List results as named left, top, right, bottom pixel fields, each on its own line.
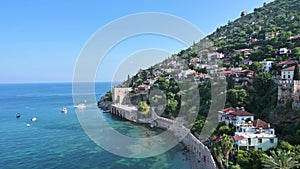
left=259, top=59, right=274, bottom=72
left=281, top=64, right=300, bottom=80
left=219, top=107, right=254, bottom=126
left=234, top=119, right=278, bottom=151
left=219, top=107, right=278, bottom=151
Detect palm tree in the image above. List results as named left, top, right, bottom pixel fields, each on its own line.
left=221, top=134, right=234, bottom=169
left=262, top=150, right=300, bottom=169
left=211, top=134, right=235, bottom=169
left=212, top=140, right=225, bottom=169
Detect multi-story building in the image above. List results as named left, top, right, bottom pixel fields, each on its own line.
left=234, top=119, right=278, bottom=151
left=219, top=107, right=278, bottom=151
left=219, top=107, right=254, bottom=126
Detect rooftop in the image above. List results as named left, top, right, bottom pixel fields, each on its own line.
left=222, top=107, right=236, bottom=112
left=276, top=60, right=297, bottom=67
left=281, top=64, right=300, bottom=71
left=253, top=119, right=270, bottom=128
left=235, top=132, right=276, bottom=138
left=230, top=110, right=254, bottom=117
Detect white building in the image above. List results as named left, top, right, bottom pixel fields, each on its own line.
left=207, top=52, right=224, bottom=61
left=219, top=107, right=254, bottom=126
left=190, top=57, right=201, bottom=63
left=281, top=64, right=300, bottom=80
left=279, top=48, right=290, bottom=55
left=259, top=59, right=274, bottom=72
left=234, top=119, right=278, bottom=151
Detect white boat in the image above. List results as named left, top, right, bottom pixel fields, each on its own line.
left=74, top=103, right=86, bottom=109
left=31, top=117, right=37, bottom=122
left=61, top=107, right=68, bottom=113
left=26, top=123, right=31, bottom=127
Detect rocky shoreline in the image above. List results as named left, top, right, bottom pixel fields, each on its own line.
left=97, top=98, right=112, bottom=112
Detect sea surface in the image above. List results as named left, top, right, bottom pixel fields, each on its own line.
left=0, top=82, right=191, bottom=169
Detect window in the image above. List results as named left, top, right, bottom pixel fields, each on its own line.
left=283, top=75, right=286, bottom=79
left=288, top=75, right=290, bottom=79
left=258, top=138, right=262, bottom=143
left=258, top=147, right=262, bottom=151
left=270, top=138, right=274, bottom=143
left=240, top=146, right=247, bottom=151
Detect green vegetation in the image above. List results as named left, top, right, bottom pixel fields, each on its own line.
left=100, top=0, right=300, bottom=166
left=138, top=101, right=150, bottom=114
left=103, top=91, right=112, bottom=101
left=262, top=150, right=300, bottom=169
left=293, top=64, right=300, bottom=80
left=212, top=134, right=235, bottom=169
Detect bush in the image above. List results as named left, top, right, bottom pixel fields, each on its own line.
left=138, top=101, right=150, bottom=114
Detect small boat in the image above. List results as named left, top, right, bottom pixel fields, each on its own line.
left=74, top=103, right=86, bottom=109
left=61, top=107, right=68, bottom=113
left=31, top=117, right=37, bottom=122
left=16, top=113, right=21, bottom=118
left=26, top=123, right=31, bottom=127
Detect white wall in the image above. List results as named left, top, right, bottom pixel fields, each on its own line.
left=281, top=70, right=293, bottom=80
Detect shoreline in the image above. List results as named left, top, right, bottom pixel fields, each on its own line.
left=98, top=99, right=217, bottom=169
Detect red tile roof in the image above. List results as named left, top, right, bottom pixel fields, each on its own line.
left=230, top=110, right=254, bottom=117
left=253, top=119, right=269, bottom=128
left=138, top=84, right=149, bottom=88
left=233, top=136, right=245, bottom=140
left=289, top=35, right=300, bottom=40
left=276, top=60, right=297, bottom=67
left=282, top=65, right=295, bottom=71
left=222, top=107, right=236, bottom=112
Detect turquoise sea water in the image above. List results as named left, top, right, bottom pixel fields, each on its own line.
left=0, top=83, right=191, bottom=169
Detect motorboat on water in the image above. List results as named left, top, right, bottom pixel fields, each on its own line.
left=31, top=117, right=37, bottom=122
left=16, top=113, right=21, bottom=118
left=61, top=107, right=68, bottom=113
left=74, top=103, right=86, bottom=109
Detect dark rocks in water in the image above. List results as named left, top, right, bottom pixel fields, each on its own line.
left=97, top=98, right=112, bottom=112
left=16, top=113, right=21, bottom=118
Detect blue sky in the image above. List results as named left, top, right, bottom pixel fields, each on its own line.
left=0, top=0, right=273, bottom=83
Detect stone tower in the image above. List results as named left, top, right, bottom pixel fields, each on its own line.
left=278, top=80, right=300, bottom=108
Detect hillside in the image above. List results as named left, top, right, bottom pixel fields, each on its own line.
left=104, top=0, right=300, bottom=140
left=100, top=1, right=300, bottom=168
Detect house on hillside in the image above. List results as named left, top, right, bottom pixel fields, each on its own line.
left=219, top=107, right=254, bottom=126
left=278, top=48, right=292, bottom=55
left=190, top=57, right=201, bottom=63
left=194, top=73, right=211, bottom=83
left=219, top=107, right=278, bottom=151
left=280, top=64, right=300, bottom=80
left=236, top=49, right=252, bottom=56
left=241, top=59, right=253, bottom=65
left=276, top=60, right=297, bottom=70
left=288, top=34, right=300, bottom=43
left=259, top=59, right=274, bottom=72
left=234, top=119, right=278, bottom=151
left=265, top=32, right=279, bottom=40
left=248, top=38, right=258, bottom=44
left=207, top=52, right=224, bottom=61
left=135, top=84, right=150, bottom=93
